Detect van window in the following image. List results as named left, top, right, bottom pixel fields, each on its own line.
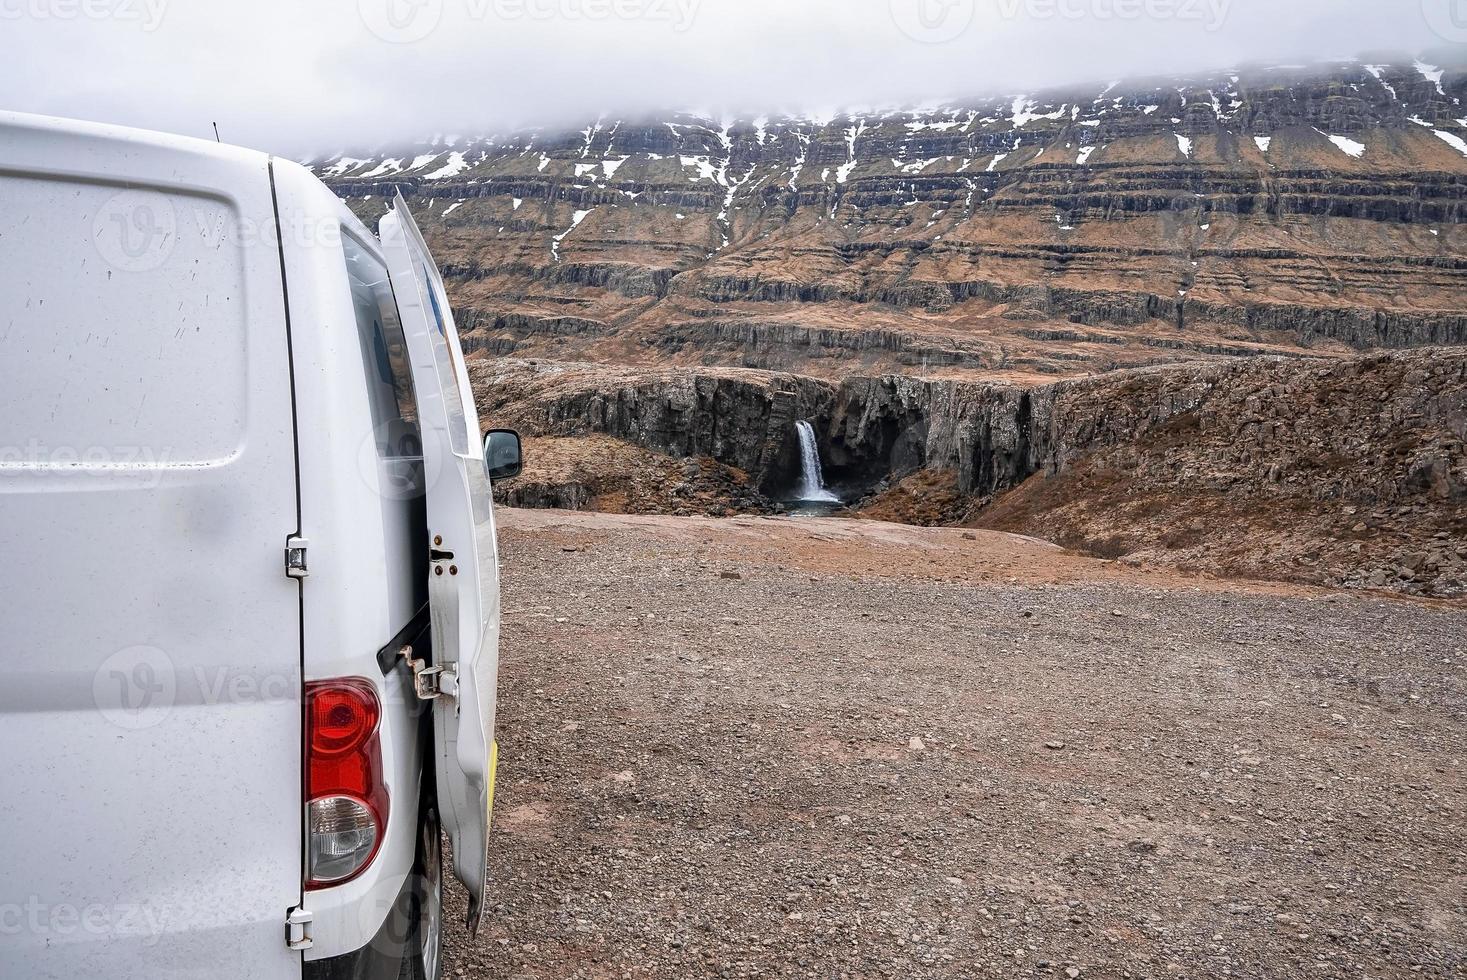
left=343, top=235, right=420, bottom=459
left=413, top=260, right=471, bottom=458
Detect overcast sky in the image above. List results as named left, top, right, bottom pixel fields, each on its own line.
left=0, top=0, right=1456, bottom=158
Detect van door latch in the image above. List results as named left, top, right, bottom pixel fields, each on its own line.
left=285, top=906, right=313, bottom=950
left=402, top=644, right=458, bottom=701
left=285, top=536, right=310, bottom=579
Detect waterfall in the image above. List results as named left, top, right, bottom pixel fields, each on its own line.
left=795, top=421, right=840, bottom=502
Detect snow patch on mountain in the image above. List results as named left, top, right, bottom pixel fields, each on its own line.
left=551, top=208, right=592, bottom=262
left=325, top=156, right=372, bottom=177
left=1415, top=61, right=1446, bottom=97
left=681, top=155, right=719, bottom=183
left=1364, top=65, right=1399, bottom=102
left=837, top=119, right=867, bottom=184
left=788, top=132, right=810, bottom=190
left=1011, top=97, right=1068, bottom=128
left=1319, top=131, right=1366, bottom=158
left=1432, top=129, right=1467, bottom=158
left=424, top=151, right=469, bottom=179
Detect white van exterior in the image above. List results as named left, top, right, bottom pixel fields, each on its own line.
left=0, top=112, right=515, bottom=980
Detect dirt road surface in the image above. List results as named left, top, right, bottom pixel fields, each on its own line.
left=444, top=509, right=1466, bottom=980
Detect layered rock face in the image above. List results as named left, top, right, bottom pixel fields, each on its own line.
left=476, top=353, right=1465, bottom=505
left=473, top=349, right=1467, bottom=596
left=320, top=57, right=1467, bottom=380
left=470, top=360, right=831, bottom=491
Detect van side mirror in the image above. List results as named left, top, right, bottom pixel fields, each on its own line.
left=483, top=429, right=523, bottom=482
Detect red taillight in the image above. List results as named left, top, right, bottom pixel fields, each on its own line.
left=305, top=679, right=389, bottom=888
left=309, top=683, right=380, bottom=757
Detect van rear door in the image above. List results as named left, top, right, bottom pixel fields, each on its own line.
left=0, top=114, right=303, bottom=979
left=378, top=193, right=500, bottom=931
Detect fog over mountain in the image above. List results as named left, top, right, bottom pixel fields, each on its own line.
left=0, top=0, right=1458, bottom=157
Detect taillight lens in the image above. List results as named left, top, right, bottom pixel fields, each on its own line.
left=308, top=796, right=380, bottom=883
left=305, top=680, right=388, bottom=888
left=309, top=684, right=379, bottom=757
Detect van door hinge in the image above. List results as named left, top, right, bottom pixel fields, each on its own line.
left=285, top=536, right=310, bottom=579
left=285, top=906, right=313, bottom=950
left=403, top=644, right=458, bottom=701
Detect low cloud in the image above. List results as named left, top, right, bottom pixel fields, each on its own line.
left=0, top=0, right=1450, bottom=157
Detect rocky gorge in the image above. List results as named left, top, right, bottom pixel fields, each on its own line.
left=469, top=349, right=1466, bottom=596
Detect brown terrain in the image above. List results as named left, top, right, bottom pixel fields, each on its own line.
left=442, top=509, right=1467, bottom=979
left=308, top=54, right=1467, bottom=979
left=317, top=55, right=1467, bottom=600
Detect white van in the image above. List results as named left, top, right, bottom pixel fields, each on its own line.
left=0, top=112, right=522, bottom=980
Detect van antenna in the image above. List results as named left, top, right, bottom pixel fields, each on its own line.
left=212, top=122, right=221, bottom=143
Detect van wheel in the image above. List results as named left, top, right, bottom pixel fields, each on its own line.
left=400, top=802, right=442, bottom=980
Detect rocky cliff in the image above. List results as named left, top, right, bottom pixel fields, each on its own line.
left=472, top=348, right=1466, bottom=596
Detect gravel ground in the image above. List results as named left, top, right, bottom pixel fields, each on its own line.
left=443, top=509, right=1467, bottom=980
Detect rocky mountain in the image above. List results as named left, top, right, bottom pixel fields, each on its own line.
left=318, top=55, right=1467, bottom=379
left=314, top=56, right=1467, bottom=598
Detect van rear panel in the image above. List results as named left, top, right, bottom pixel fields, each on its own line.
left=0, top=115, right=302, bottom=980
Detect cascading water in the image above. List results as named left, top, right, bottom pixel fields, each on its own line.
left=794, top=421, right=840, bottom=503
